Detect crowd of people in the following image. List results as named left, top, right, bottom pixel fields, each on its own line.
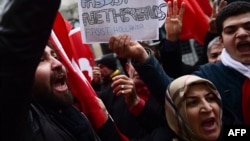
left=0, top=0, right=249, bottom=141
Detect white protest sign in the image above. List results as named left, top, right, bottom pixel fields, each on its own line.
left=78, top=0, right=167, bottom=43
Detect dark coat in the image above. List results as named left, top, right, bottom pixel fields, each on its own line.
left=0, top=0, right=123, bottom=141
left=133, top=50, right=244, bottom=123
left=0, top=0, right=61, bottom=140
left=29, top=103, right=100, bottom=141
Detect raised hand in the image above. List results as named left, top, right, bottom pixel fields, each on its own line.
left=209, top=0, right=227, bottom=33
left=92, top=66, right=101, bottom=84
left=111, top=74, right=140, bottom=107
left=109, top=34, right=149, bottom=63
left=165, top=0, right=185, bottom=41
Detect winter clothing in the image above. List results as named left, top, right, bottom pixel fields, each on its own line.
left=132, top=49, right=243, bottom=124
left=96, top=53, right=117, bottom=70
left=0, top=0, right=124, bottom=141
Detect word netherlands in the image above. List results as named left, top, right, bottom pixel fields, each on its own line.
left=81, top=2, right=166, bottom=26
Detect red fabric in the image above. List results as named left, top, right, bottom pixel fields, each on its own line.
left=196, top=0, right=212, bottom=17
left=50, top=12, right=106, bottom=130
left=113, top=122, right=130, bottom=141
left=69, top=28, right=96, bottom=83
left=136, top=86, right=150, bottom=101
left=51, top=13, right=131, bottom=141
left=166, top=0, right=209, bottom=45
left=242, top=78, right=250, bottom=124
left=129, top=99, right=145, bottom=117
left=128, top=84, right=150, bottom=116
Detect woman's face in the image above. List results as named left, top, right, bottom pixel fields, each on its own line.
left=183, top=83, right=221, bottom=141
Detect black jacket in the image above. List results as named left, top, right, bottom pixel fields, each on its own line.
left=0, top=1, right=123, bottom=141
left=0, top=0, right=60, bottom=140
left=29, top=103, right=100, bottom=141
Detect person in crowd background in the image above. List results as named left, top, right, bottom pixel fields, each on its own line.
left=158, top=0, right=227, bottom=79
left=207, top=36, right=224, bottom=63
left=92, top=53, right=123, bottom=92
left=108, top=0, right=248, bottom=125
left=110, top=59, right=166, bottom=138
left=92, top=53, right=158, bottom=138
left=201, top=0, right=227, bottom=64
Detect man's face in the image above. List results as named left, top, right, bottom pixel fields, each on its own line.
left=208, top=44, right=223, bottom=63
left=221, top=13, right=250, bottom=64
left=32, top=46, right=73, bottom=108
left=98, top=64, right=114, bottom=80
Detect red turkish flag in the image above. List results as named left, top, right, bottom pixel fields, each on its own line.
left=196, top=0, right=212, bottom=17
left=50, top=12, right=106, bottom=130
left=68, top=27, right=96, bottom=83
left=49, top=12, right=133, bottom=141
left=166, top=0, right=209, bottom=45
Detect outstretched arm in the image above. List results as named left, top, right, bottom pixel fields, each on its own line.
left=0, top=0, right=60, bottom=140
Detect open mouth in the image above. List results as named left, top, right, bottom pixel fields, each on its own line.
left=237, top=41, right=250, bottom=52
left=52, top=74, right=68, bottom=93
left=201, top=117, right=216, bottom=132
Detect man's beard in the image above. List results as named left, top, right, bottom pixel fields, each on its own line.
left=32, top=83, right=74, bottom=109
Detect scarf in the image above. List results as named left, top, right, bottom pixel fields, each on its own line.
left=221, top=48, right=250, bottom=78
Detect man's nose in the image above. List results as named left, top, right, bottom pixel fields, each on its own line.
left=236, top=27, right=249, bottom=38
left=51, top=57, right=63, bottom=70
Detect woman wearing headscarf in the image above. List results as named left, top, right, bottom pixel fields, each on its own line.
left=165, top=75, right=239, bottom=141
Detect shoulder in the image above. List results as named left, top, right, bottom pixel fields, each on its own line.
left=222, top=107, right=242, bottom=125
left=193, top=62, right=236, bottom=78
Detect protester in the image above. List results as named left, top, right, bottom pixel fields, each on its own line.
left=158, top=0, right=196, bottom=78
left=92, top=53, right=122, bottom=92
left=30, top=43, right=102, bottom=140
left=159, top=0, right=226, bottom=79
left=111, top=60, right=166, bottom=138
left=207, top=36, right=224, bottom=63
left=0, top=0, right=61, bottom=140
left=165, top=75, right=239, bottom=141
left=109, top=0, right=248, bottom=125
left=201, top=0, right=227, bottom=64
left=0, top=0, right=125, bottom=141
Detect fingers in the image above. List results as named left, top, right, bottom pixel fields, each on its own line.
left=167, top=0, right=185, bottom=19
left=167, top=1, right=172, bottom=17
left=218, top=0, right=227, bottom=12
left=92, top=67, right=101, bottom=83
left=179, top=1, right=185, bottom=21
left=109, top=34, right=131, bottom=58
left=211, top=0, right=217, bottom=18
left=93, top=67, right=101, bottom=75
left=118, top=84, right=134, bottom=95
left=111, top=75, right=134, bottom=95
left=173, top=0, right=178, bottom=17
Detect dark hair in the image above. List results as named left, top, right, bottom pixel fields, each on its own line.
left=216, top=1, right=250, bottom=36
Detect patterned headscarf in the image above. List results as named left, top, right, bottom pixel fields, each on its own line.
left=165, top=75, right=222, bottom=141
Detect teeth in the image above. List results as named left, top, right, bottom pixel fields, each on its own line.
left=54, top=82, right=67, bottom=92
